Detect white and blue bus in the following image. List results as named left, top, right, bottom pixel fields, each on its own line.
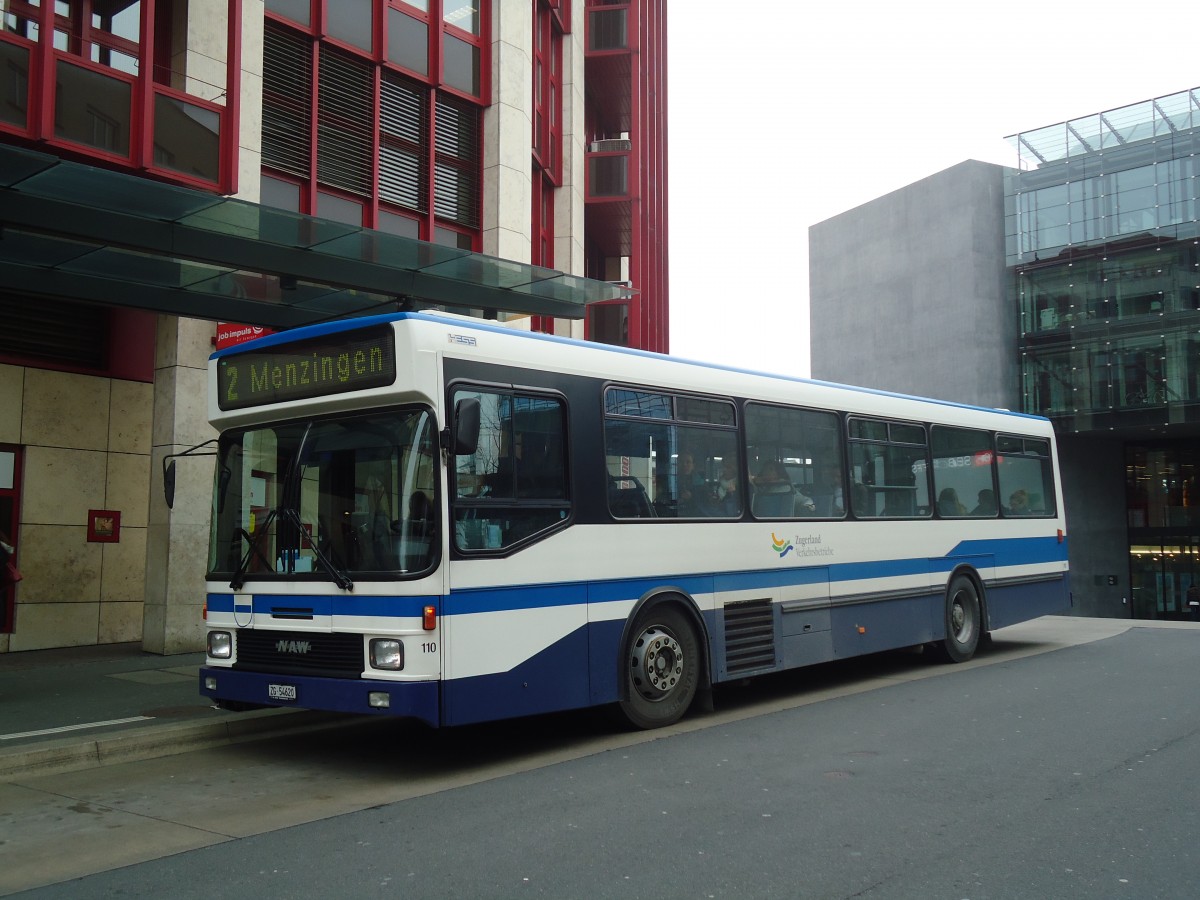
left=196, top=311, right=1070, bottom=729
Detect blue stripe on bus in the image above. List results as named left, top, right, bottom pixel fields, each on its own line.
left=206, top=536, right=1065, bottom=619
left=948, top=536, right=1067, bottom=566
left=447, top=581, right=588, bottom=614
left=206, top=593, right=438, bottom=617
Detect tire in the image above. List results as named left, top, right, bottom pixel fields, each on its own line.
left=932, top=574, right=981, bottom=663
left=216, top=700, right=266, bottom=712
left=617, top=604, right=701, bottom=729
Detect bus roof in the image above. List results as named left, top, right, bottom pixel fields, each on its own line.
left=210, top=310, right=1049, bottom=427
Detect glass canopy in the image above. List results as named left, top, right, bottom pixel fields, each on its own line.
left=0, top=144, right=632, bottom=326
left=1006, top=86, right=1199, bottom=170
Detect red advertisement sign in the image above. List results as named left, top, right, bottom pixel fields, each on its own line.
left=215, top=323, right=275, bottom=351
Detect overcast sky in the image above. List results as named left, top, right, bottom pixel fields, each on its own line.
left=666, top=0, right=1198, bottom=379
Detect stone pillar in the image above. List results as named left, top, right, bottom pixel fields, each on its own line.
left=483, top=1, right=533, bottom=263
left=558, top=1, right=587, bottom=340
left=143, top=316, right=217, bottom=654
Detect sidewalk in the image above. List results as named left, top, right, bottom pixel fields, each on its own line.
left=0, top=642, right=345, bottom=780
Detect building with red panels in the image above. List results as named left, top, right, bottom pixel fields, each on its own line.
left=0, top=1, right=665, bottom=654
left=582, top=0, right=668, bottom=352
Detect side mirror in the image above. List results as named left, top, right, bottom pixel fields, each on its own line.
left=164, top=461, right=177, bottom=509
left=452, top=398, right=481, bottom=456
left=160, top=439, right=219, bottom=510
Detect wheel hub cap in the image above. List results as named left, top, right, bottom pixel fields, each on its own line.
left=631, top=627, right=684, bottom=699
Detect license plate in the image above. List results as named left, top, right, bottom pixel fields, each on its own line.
left=268, top=683, right=297, bottom=701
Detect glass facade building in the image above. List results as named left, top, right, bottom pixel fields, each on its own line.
left=1007, top=86, right=1200, bottom=621
left=1009, top=87, right=1200, bottom=432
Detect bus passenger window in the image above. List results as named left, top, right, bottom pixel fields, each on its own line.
left=847, top=418, right=930, bottom=519
left=931, top=427, right=995, bottom=518
left=603, top=386, right=741, bottom=520
left=744, top=403, right=844, bottom=520
left=996, top=435, right=1056, bottom=517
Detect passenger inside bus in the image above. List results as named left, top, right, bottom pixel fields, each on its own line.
left=971, top=489, right=997, bottom=516
left=810, top=461, right=844, bottom=516
left=751, top=460, right=815, bottom=517
left=676, top=451, right=712, bottom=517
left=751, top=460, right=793, bottom=517
left=717, top=458, right=742, bottom=515
left=937, top=487, right=967, bottom=516
left=1007, top=488, right=1030, bottom=515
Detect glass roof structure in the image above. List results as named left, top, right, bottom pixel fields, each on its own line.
left=0, top=144, right=631, bottom=327
left=1006, top=86, right=1200, bottom=170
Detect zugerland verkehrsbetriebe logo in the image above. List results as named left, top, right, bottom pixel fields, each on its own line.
left=772, top=532, right=834, bottom=559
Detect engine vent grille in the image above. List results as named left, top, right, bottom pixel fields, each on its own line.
left=723, top=599, right=776, bottom=675
left=235, top=630, right=363, bottom=679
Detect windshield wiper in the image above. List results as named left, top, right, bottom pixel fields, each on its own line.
left=280, top=506, right=354, bottom=591
left=228, top=506, right=354, bottom=592
left=229, top=508, right=277, bottom=592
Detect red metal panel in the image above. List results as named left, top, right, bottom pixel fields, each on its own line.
left=582, top=0, right=667, bottom=353
left=305, top=33, right=320, bottom=212
left=6, top=0, right=239, bottom=193
left=137, top=0, right=156, bottom=177
left=36, top=1, right=54, bottom=142
left=224, top=0, right=243, bottom=194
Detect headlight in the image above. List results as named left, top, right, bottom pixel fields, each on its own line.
left=208, top=631, right=232, bottom=659
left=369, top=638, right=404, bottom=670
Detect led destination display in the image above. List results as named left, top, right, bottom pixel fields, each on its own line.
left=217, top=325, right=397, bottom=410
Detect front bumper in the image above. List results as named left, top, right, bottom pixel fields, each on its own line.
left=199, top=666, right=440, bottom=726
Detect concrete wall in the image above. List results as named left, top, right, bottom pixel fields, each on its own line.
left=0, top=365, right=153, bottom=652
left=809, top=160, right=1016, bottom=410
left=1058, top=434, right=1132, bottom=619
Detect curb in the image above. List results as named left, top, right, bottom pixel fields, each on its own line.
left=0, top=709, right=354, bottom=781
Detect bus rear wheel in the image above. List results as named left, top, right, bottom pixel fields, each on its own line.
left=932, top=575, right=981, bottom=663
left=618, top=605, right=700, bottom=729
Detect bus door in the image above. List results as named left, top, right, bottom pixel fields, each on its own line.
left=443, top=386, right=582, bottom=724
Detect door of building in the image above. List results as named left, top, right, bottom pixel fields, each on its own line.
left=1128, top=538, right=1199, bottom=621
left=0, top=445, right=21, bottom=633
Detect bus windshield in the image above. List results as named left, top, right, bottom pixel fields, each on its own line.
left=208, top=408, right=438, bottom=583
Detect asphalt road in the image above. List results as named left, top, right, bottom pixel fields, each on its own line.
left=5, top=618, right=1199, bottom=899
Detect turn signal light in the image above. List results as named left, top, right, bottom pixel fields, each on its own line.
left=423, top=604, right=437, bottom=631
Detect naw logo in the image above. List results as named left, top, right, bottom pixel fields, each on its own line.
left=771, top=533, right=795, bottom=558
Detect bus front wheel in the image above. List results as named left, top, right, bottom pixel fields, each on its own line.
left=618, top=605, right=700, bottom=729
left=932, top=575, right=981, bottom=664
